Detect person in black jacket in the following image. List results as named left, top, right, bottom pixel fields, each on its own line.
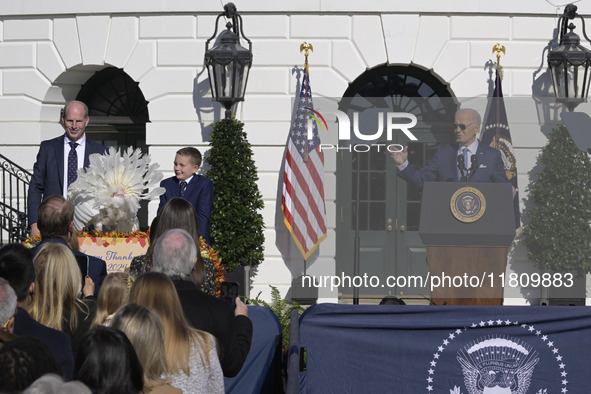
left=152, top=228, right=253, bottom=377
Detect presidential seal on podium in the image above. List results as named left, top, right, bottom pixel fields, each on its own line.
left=450, top=186, right=486, bottom=223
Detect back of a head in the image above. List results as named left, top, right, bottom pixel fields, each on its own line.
left=37, top=195, right=74, bottom=238
left=128, top=272, right=204, bottom=376
left=0, top=244, right=35, bottom=303
left=379, top=296, right=406, bottom=306
left=93, top=272, right=134, bottom=327
left=152, top=228, right=197, bottom=277
left=29, top=243, right=82, bottom=330
left=75, top=327, right=143, bottom=394
left=110, top=304, right=169, bottom=384
left=155, top=197, right=200, bottom=242
left=128, top=271, right=192, bottom=345
left=0, top=278, right=17, bottom=328
left=23, top=373, right=91, bottom=394
left=0, top=336, right=61, bottom=392
left=33, top=242, right=81, bottom=301
left=129, top=272, right=184, bottom=323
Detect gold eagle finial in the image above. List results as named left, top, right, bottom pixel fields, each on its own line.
left=492, top=43, right=505, bottom=80
left=300, top=42, right=313, bottom=60
left=492, top=43, right=505, bottom=63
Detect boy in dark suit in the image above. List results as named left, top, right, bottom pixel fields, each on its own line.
left=158, top=147, right=213, bottom=243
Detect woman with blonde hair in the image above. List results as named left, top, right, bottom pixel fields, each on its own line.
left=111, top=304, right=181, bottom=394
left=28, top=242, right=96, bottom=356
left=91, top=272, right=134, bottom=328
left=129, top=272, right=223, bottom=393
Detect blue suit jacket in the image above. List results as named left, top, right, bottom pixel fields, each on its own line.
left=14, top=307, right=75, bottom=380
left=28, top=134, right=107, bottom=226
left=32, top=237, right=107, bottom=297
left=398, top=141, right=509, bottom=188
left=158, top=175, right=214, bottom=243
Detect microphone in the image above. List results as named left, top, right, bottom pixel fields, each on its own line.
left=457, top=154, right=465, bottom=171
left=466, top=155, right=478, bottom=181
left=457, top=154, right=467, bottom=181
left=469, top=155, right=478, bottom=171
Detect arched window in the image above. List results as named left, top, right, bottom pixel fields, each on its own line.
left=336, top=63, right=458, bottom=300
left=76, top=67, right=150, bottom=229
left=76, top=67, right=149, bottom=151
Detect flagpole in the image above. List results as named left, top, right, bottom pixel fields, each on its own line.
left=300, top=42, right=313, bottom=277
left=353, top=146, right=361, bottom=305
left=283, top=42, right=326, bottom=304
left=484, top=43, right=521, bottom=229
left=492, top=43, right=505, bottom=149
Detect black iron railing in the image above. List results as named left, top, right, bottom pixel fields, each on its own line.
left=0, top=154, right=31, bottom=244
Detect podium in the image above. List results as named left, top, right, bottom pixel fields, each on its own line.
left=419, top=182, right=515, bottom=305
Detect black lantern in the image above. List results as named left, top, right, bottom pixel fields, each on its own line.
left=548, top=4, right=591, bottom=111
left=204, top=3, right=252, bottom=119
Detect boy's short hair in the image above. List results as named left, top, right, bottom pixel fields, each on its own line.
left=176, top=147, right=202, bottom=167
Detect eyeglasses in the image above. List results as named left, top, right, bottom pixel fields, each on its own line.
left=453, top=122, right=475, bottom=131
left=2, top=307, right=17, bottom=330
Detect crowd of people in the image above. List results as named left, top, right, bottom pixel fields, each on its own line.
left=0, top=100, right=254, bottom=392
left=0, top=194, right=253, bottom=393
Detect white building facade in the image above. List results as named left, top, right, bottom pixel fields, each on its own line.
left=0, top=0, right=587, bottom=304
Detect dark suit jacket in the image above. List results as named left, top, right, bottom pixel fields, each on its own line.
left=28, top=134, right=107, bottom=226
left=158, top=175, right=214, bottom=243
left=14, top=307, right=75, bottom=380
left=172, top=277, right=253, bottom=377
left=398, top=141, right=509, bottom=188
left=32, top=237, right=107, bottom=297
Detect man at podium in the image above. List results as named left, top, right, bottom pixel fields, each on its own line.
left=389, top=108, right=509, bottom=186
left=389, top=108, right=513, bottom=306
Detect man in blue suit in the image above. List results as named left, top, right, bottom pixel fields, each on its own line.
left=31, top=195, right=107, bottom=297
left=0, top=244, right=75, bottom=380
left=28, top=100, right=107, bottom=238
left=390, top=108, right=509, bottom=186
left=158, top=147, right=213, bottom=243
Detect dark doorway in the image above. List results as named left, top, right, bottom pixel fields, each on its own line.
left=336, top=64, right=459, bottom=302
left=76, top=67, right=151, bottom=229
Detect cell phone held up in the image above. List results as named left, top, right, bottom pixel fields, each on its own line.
left=220, top=281, right=239, bottom=308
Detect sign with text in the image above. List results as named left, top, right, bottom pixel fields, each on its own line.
left=78, top=236, right=148, bottom=273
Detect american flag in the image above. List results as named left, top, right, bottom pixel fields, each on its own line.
left=481, top=67, right=521, bottom=228
left=282, top=62, right=327, bottom=260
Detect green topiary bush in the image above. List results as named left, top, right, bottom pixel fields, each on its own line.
left=522, top=124, right=591, bottom=275
left=206, top=118, right=265, bottom=271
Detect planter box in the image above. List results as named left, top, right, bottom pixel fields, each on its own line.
left=225, top=265, right=251, bottom=298
left=544, top=274, right=586, bottom=306
left=291, top=275, right=318, bottom=305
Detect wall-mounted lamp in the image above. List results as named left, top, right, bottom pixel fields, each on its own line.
left=204, top=3, right=253, bottom=119
left=548, top=3, right=591, bottom=111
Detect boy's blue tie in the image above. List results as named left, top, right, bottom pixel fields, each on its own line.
left=179, top=181, right=188, bottom=197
